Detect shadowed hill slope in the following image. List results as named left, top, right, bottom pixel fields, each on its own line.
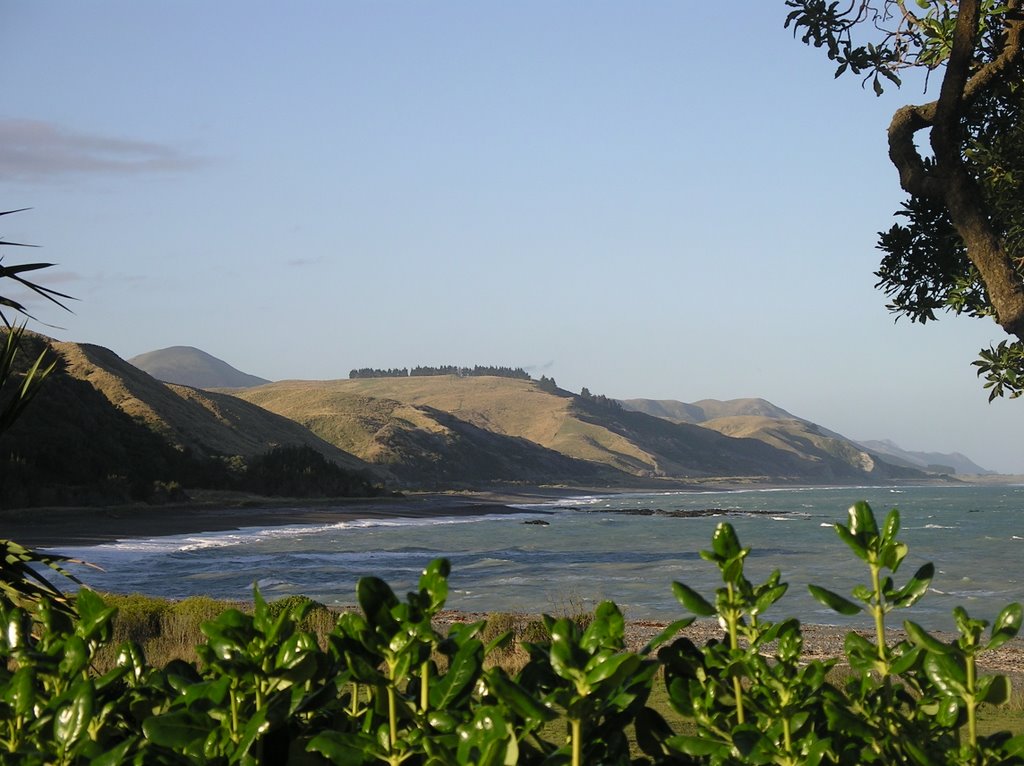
left=0, top=335, right=376, bottom=505
left=58, top=341, right=365, bottom=469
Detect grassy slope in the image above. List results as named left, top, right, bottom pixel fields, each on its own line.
left=56, top=341, right=367, bottom=468
left=234, top=376, right=916, bottom=484
left=700, top=415, right=882, bottom=474
left=235, top=379, right=621, bottom=487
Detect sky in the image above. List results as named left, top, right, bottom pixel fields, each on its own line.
left=2, top=2, right=1023, bottom=474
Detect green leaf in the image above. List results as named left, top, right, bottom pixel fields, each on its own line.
left=6, top=667, right=35, bottom=717
left=834, top=523, right=868, bottom=561
left=357, top=576, right=399, bottom=632
left=307, top=730, right=377, bottom=765
left=880, top=541, right=908, bottom=572
left=233, top=706, right=270, bottom=762
left=848, top=501, right=879, bottom=540
left=74, top=588, right=116, bottom=642
left=671, top=582, right=715, bottom=616
left=1002, top=733, right=1024, bottom=758
left=581, top=601, right=624, bottom=651
left=666, top=734, right=728, bottom=756
left=904, top=620, right=951, bottom=654
left=934, top=695, right=961, bottom=728
left=54, top=681, right=95, bottom=747
left=711, top=523, right=742, bottom=560
left=143, top=710, right=211, bottom=749
left=418, top=558, right=451, bottom=612
left=585, top=651, right=639, bottom=686
left=892, top=562, right=934, bottom=608
left=981, top=673, right=1011, bottom=705
left=754, top=582, right=788, bottom=615
left=482, top=669, right=555, bottom=725
left=988, top=602, right=1023, bottom=650
left=641, top=617, right=693, bottom=655
left=882, top=508, right=900, bottom=542
left=89, top=739, right=138, bottom=766
left=59, top=634, right=89, bottom=677
left=924, top=651, right=967, bottom=697
left=430, top=638, right=482, bottom=710
left=808, top=584, right=861, bottom=615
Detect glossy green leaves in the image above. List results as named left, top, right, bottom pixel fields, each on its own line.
left=2, top=512, right=1022, bottom=765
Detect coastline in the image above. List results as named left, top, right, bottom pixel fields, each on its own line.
left=0, top=487, right=580, bottom=548
left=3, top=487, right=1022, bottom=677
left=2, top=476, right=1019, bottom=549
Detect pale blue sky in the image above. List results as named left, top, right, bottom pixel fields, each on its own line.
left=3, top=2, right=1023, bottom=473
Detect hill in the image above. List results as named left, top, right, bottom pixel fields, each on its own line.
left=699, top=416, right=881, bottom=474
left=233, top=376, right=925, bottom=485
left=622, top=397, right=990, bottom=476
left=129, top=346, right=270, bottom=389
left=0, top=335, right=376, bottom=506
left=620, top=397, right=799, bottom=423
left=855, top=439, right=992, bottom=475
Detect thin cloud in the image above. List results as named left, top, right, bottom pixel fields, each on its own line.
left=288, top=256, right=326, bottom=267
left=0, top=118, right=206, bottom=180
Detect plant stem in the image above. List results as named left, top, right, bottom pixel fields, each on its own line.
left=420, top=659, right=429, bottom=713
left=725, top=583, right=746, bottom=724
left=966, top=654, right=978, bottom=749
left=869, top=563, right=888, bottom=664
left=387, top=684, right=398, bottom=750
left=230, top=680, right=240, bottom=740
left=570, top=717, right=582, bottom=766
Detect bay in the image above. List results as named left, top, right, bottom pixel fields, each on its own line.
left=50, top=484, right=1023, bottom=631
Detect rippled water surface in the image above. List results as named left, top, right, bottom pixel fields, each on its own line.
left=51, top=484, right=1024, bottom=631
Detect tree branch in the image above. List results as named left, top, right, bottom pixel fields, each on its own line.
left=887, top=1, right=1024, bottom=340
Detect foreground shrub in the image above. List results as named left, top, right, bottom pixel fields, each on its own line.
left=1, top=501, right=1022, bottom=764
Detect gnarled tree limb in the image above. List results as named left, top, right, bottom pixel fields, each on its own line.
left=886, top=0, right=1024, bottom=339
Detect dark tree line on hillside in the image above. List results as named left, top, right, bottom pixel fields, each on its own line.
left=536, top=375, right=559, bottom=393
left=349, top=368, right=410, bottom=379
left=350, top=365, right=532, bottom=380
left=579, top=387, right=623, bottom=410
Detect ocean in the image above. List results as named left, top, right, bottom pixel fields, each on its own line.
left=49, top=484, right=1023, bottom=632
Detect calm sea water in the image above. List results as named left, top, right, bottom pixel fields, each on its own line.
left=50, top=485, right=1023, bottom=631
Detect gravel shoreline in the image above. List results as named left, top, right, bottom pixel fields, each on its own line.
left=437, top=612, right=1024, bottom=677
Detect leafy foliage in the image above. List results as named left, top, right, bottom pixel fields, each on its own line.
left=785, top=1, right=1024, bottom=397
left=1, top=502, right=1022, bottom=764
